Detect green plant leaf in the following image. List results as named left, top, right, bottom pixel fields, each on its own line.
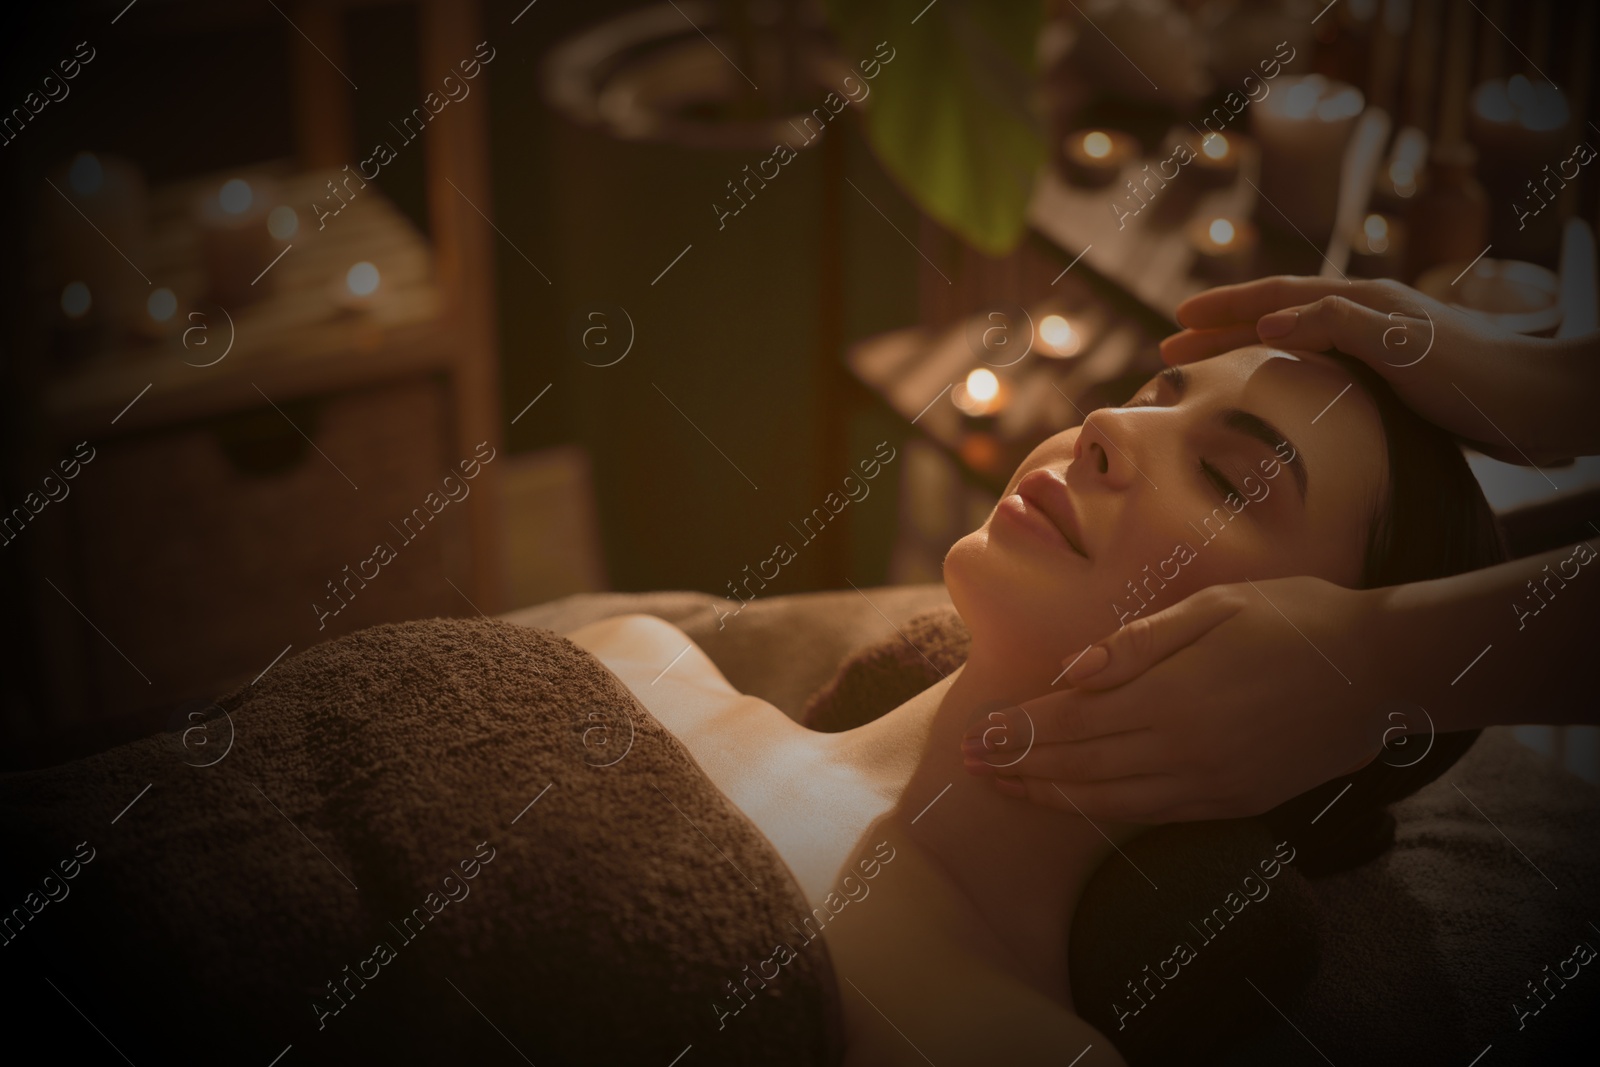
left=824, top=0, right=1047, bottom=255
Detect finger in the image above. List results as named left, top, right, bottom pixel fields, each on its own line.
left=1248, top=292, right=1401, bottom=363
left=983, top=729, right=1166, bottom=781
left=1062, top=586, right=1247, bottom=692
left=1176, top=276, right=1383, bottom=330
left=988, top=686, right=1155, bottom=746
left=1159, top=324, right=1261, bottom=365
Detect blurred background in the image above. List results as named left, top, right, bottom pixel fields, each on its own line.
left=2, top=0, right=1598, bottom=771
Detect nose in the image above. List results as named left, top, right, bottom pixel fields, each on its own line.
left=1072, top=409, right=1139, bottom=491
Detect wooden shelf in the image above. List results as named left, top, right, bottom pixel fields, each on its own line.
left=43, top=165, right=450, bottom=439
left=1028, top=129, right=1263, bottom=324
left=847, top=286, right=1161, bottom=490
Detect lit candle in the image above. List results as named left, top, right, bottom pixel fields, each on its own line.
left=1037, top=313, right=1082, bottom=358
left=1348, top=212, right=1406, bottom=278
left=1187, top=215, right=1258, bottom=281
left=954, top=368, right=1004, bottom=415
left=1190, top=131, right=1241, bottom=187
left=953, top=367, right=1010, bottom=433
left=1062, top=129, right=1139, bottom=188
left=1251, top=75, right=1365, bottom=243
left=198, top=176, right=275, bottom=306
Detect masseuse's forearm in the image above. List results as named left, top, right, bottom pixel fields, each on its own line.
left=1373, top=538, right=1598, bottom=732
left=1524, top=336, right=1600, bottom=458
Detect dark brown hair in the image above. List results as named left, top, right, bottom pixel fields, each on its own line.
left=1263, top=354, right=1509, bottom=872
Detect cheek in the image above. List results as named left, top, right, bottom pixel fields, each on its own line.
left=944, top=523, right=1105, bottom=669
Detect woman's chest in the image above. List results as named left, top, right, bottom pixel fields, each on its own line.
left=565, top=614, right=898, bottom=903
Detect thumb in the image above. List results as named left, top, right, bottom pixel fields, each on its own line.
left=1063, top=587, right=1246, bottom=690
left=1255, top=295, right=1396, bottom=365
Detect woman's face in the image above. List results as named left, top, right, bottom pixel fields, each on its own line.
left=944, top=346, right=1388, bottom=678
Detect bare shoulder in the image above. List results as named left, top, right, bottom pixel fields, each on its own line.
left=566, top=613, right=738, bottom=695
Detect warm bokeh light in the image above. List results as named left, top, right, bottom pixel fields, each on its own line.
left=1363, top=213, right=1389, bottom=253
left=219, top=178, right=253, bottom=215
left=1039, top=313, right=1081, bottom=356
left=346, top=261, right=380, bottom=296
left=61, top=281, right=91, bottom=318
left=1389, top=160, right=1416, bottom=196
left=1201, top=133, right=1230, bottom=160
left=1208, top=218, right=1236, bottom=246
left=267, top=205, right=299, bottom=240
left=1316, top=88, right=1364, bottom=121
left=1495, top=74, right=1569, bottom=131
left=1082, top=131, right=1112, bottom=159
left=147, top=287, right=178, bottom=322
left=1282, top=80, right=1320, bottom=119
left=965, top=367, right=999, bottom=403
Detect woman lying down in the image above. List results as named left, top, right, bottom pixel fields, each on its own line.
left=567, top=344, right=1504, bottom=1066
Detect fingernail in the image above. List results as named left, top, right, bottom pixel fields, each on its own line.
left=1062, top=645, right=1109, bottom=682
left=963, top=754, right=997, bottom=776
left=960, top=736, right=989, bottom=758
left=1257, top=310, right=1297, bottom=339
left=993, top=776, right=1026, bottom=798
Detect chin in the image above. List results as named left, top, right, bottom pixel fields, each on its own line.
left=943, top=524, right=1100, bottom=687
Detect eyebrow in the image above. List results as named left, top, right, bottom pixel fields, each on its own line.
left=1159, top=366, right=1309, bottom=502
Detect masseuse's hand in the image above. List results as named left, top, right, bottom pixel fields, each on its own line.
left=1159, top=275, right=1588, bottom=466
left=962, top=576, right=1394, bottom=823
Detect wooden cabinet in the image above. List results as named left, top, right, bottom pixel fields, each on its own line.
left=8, top=1, right=505, bottom=759
left=48, top=375, right=470, bottom=720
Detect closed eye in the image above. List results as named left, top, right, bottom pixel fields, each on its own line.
left=1199, top=459, right=1239, bottom=502
left=1121, top=365, right=1183, bottom=410
left=1122, top=373, right=1240, bottom=503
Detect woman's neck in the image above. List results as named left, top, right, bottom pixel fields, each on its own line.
left=829, top=649, right=1140, bottom=1005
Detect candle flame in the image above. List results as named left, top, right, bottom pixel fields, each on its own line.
left=965, top=368, right=999, bottom=403
left=1083, top=131, right=1113, bottom=159
left=1039, top=314, right=1080, bottom=356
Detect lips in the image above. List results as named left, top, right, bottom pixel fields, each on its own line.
left=1014, top=467, right=1089, bottom=558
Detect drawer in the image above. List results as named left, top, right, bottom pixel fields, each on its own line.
left=57, top=375, right=469, bottom=719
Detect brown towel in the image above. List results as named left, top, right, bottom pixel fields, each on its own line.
left=800, top=607, right=970, bottom=731
left=0, top=618, right=844, bottom=1066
